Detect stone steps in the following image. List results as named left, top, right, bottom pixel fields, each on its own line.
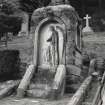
left=26, top=74, right=80, bottom=98
left=25, top=69, right=54, bottom=98
left=25, top=67, right=81, bottom=98
left=29, top=83, right=51, bottom=90
left=26, top=82, right=51, bottom=98
left=65, top=84, right=80, bottom=93
left=27, top=88, right=50, bottom=99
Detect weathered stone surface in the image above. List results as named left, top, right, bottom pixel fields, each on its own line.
left=16, top=64, right=35, bottom=98
left=67, top=76, right=92, bottom=105
left=50, top=65, right=66, bottom=99
left=29, top=83, right=50, bottom=90
left=29, top=3, right=82, bottom=100
left=27, top=88, right=50, bottom=98
left=66, top=65, right=81, bottom=76
left=18, top=12, right=29, bottom=36
left=75, top=51, right=82, bottom=67
left=0, top=80, right=19, bottom=99
left=31, top=3, right=81, bottom=67
left=88, top=59, right=96, bottom=75
left=52, top=65, right=66, bottom=89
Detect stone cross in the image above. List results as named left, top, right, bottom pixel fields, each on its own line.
left=82, top=14, right=93, bottom=33
left=84, top=14, right=91, bottom=27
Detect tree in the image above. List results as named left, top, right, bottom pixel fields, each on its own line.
left=0, top=0, right=22, bottom=33
left=18, top=0, right=50, bottom=31
left=19, top=0, right=50, bottom=13
left=0, top=13, right=22, bottom=33
left=3, top=0, right=50, bottom=33
left=0, top=0, right=22, bottom=46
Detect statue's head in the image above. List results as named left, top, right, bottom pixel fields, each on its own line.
left=49, top=25, right=55, bottom=31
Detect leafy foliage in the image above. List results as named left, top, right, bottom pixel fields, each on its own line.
left=0, top=0, right=50, bottom=34
left=19, top=0, right=50, bottom=13
left=0, top=50, right=20, bottom=80
left=0, top=0, right=22, bottom=34
left=0, top=13, right=22, bottom=33
left=91, top=10, right=105, bottom=32
left=0, top=0, right=20, bottom=14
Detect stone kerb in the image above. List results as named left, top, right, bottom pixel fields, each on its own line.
left=67, top=76, right=92, bottom=105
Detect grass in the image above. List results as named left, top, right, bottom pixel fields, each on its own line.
left=83, top=32, right=105, bottom=58
left=0, top=36, right=33, bottom=64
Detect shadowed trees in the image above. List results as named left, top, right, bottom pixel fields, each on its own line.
left=0, top=0, right=22, bottom=41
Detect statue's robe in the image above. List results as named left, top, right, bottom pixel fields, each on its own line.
left=47, top=29, right=59, bottom=67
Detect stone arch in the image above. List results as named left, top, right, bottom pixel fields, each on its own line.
left=33, top=17, right=66, bottom=68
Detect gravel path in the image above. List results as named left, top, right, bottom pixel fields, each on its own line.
left=0, top=94, right=72, bottom=105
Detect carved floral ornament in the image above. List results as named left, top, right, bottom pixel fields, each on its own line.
left=32, top=8, right=54, bottom=24
left=32, top=3, right=79, bottom=32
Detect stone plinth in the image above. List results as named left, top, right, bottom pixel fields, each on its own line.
left=82, top=26, right=93, bottom=33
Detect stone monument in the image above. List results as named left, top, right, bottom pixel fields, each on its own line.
left=18, top=12, right=29, bottom=36
left=17, top=0, right=83, bottom=99
left=82, top=14, right=93, bottom=33
left=31, top=0, right=82, bottom=73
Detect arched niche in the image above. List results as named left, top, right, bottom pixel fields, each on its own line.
left=75, top=23, right=82, bottom=67
left=33, top=17, right=66, bottom=69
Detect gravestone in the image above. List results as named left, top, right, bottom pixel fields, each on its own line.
left=17, top=0, right=83, bottom=98
left=51, top=0, right=69, bottom=5
left=82, top=14, right=93, bottom=33
left=18, top=12, right=29, bottom=36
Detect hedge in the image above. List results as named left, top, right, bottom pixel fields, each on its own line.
left=0, top=50, right=20, bottom=81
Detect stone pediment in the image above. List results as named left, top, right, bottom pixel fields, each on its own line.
left=32, top=5, right=76, bottom=19
left=34, top=5, right=74, bottom=13
left=32, top=4, right=80, bottom=31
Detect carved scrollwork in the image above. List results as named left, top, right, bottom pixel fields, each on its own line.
left=44, top=8, right=54, bottom=18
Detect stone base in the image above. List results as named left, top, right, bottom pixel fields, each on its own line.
left=16, top=88, right=25, bottom=98
left=82, top=26, right=93, bottom=33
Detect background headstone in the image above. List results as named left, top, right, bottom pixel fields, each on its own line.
left=18, top=12, right=29, bottom=36
left=82, top=14, right=93, bottom=33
